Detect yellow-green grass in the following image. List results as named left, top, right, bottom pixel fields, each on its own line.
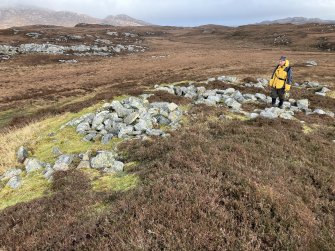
left=224, top=112, right=249, bottom=121
left=326, top=91, right=335, bottom=99
left=92, top=172, right=139, bottom=192
left=0, top=172, right=51, bottom=211
left=302, top=124, right=314, bottom=134
left=81, top=168, right=139, bottom=192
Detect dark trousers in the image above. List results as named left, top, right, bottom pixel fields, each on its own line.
left=271, top=88, right=285, bottom=107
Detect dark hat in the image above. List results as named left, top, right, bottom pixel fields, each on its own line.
left=279, top=56, right=286, bottom=61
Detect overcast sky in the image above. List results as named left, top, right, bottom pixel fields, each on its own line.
left=1, top=0, right=335, bottom=26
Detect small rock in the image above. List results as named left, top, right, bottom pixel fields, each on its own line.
left=167, top=103, right=178, bottom=112
left=53, top=154, right=75, bottom=171
left=248, top=113, right=259, bottom=119
left=76, top=122, right=91, bottom=134
left=101, top=134, right=114, bottom=144
left=156, top=86, right=175, bottom=94
left=224, top=98, right=241, bottom=110
left=77, top=161, right=91, bottom=169
left=1, top=168, right=22, bottom=180
left=92, top=111, right=110, bottom=129
left=297, top=99, right=309, bottom=110
left=315, top=92, right=326, bottom=97
left=118, top=125, right=134, bottom=138
left=255, top=93, right=267, bottom=102
left=218, top=76, right=238, bottom=83
left=320, top=87, right=331, bottom=93
left=83, top=133, right=96, bottom=142
left=91, top=151, right=116, bottom=169
left=314, top=109, right=326, bottom=115
left=157, top=115, right=171, bottom=125
left=279, top=112, right=294, bottom=120
left=6, top=176, right=22, bottom=189
left=124, top=112, right=140, bottom=125
left=17, top=146, right=29, bottom=163
left=103, top=160, right=124, bottom=173
left=52, top=147, right=63, bottom=157
left=306, top=60, right=317, bottom=66
left=146, top=129, right=164, bottom=136
left=25, top=158, right=44, bottom=173
left=43, top=166, right=54, bottom=180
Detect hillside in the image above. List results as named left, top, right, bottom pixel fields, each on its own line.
left=0, top=6, right=151, bottom=29
left=258, top=17, right=335, bottom=25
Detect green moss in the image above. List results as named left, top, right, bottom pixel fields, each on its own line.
left=0, top=172, right=50, bottom=211
left=92, top=173, right=139, bottom=192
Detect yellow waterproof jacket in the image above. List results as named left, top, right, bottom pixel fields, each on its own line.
left=269, top=59, right=292, bottom=91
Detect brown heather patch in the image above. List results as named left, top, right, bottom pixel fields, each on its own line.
left=1, top=113, right=334, bottom=250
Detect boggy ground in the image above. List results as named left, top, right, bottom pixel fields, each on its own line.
left=0, top=24, right=334, bottom=250
left=0, top=24, right=335, bottom=130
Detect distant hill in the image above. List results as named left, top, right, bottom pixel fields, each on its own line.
left=102, top=14, right=151, bottom=26
left=0, top=6, right=152, bottom=29
left=257, top=17, right=335, bottom=25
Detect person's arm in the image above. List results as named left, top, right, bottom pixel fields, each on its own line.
left=269, top=65, right=279, bottom=87
left=285, top=67, right=293, bottom=92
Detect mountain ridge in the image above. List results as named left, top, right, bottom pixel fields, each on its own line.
left=0, top=6, right=152, bottom=29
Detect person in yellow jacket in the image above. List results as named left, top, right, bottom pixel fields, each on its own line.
left=269, top=56, right=293, bottom=108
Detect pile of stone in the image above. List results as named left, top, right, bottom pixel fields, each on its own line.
left=0, top=146, right=125, bottom=190
left=0, top=43, right=146, bottom=57
left=64, top=96, right=183, bottom=143
left=154, top=84, right=335, bottom=120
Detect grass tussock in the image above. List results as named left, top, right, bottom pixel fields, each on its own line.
left=0, top=107, right=334, bottom=250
